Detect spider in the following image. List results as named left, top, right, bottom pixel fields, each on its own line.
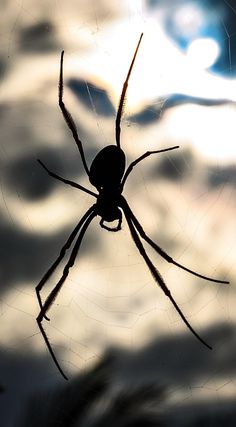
left=36, top=33, right=229, bottom=380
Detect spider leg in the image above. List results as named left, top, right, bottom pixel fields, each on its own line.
left=121, top=196, right=229, bottom=285
left=37, top=316, right=68, bottom=380
left=38, top=159, right=98, bottom=198
left=122, top=203, right=212, bottom=350
left=36, top=205, right=96, bottom=321
left=115, top=33, right=143, bottom=149
left=37, top=208, right=97, bottom=380
left=59, top=51, right=90, bottom=176
left=121, top=145, right=179, bottom=189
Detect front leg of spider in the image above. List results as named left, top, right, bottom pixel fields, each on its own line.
left=37, top=207, right=97, bottom=380
left=120, top=196, right=229, bottom=351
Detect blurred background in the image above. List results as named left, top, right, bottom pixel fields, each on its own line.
left=0, top=0, right=235, bottom=425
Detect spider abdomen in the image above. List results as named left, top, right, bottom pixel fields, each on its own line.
left=89, top=145, right=126, bottom=190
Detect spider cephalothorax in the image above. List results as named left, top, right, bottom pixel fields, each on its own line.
left=36, top=33, right=229, bottom=380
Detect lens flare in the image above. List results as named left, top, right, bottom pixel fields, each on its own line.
left=187, top=38, right=220, bottom=69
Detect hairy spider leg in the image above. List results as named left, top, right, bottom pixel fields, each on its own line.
left=59, top=50, right=90, bottom=176
left=121, top=145, right=180, bottom=190
left=36, top=205, right=96, bottom=321
left=122, top=201, right=212, bottom=350
left=37, top=159, right=98, bottom=198
left=115, top=33, right=143, bottom=149
left=121, top=197, right=229, bottom=285
left=37, top=208, right=97, bottom=379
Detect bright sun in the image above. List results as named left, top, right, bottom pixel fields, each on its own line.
left=187, top=38, right=220, bottom=69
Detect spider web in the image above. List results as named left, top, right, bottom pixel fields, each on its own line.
left=0, top=0, right=236, bottom=425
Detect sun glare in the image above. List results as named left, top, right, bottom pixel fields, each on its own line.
left=187, top=38, right=220, bottom=69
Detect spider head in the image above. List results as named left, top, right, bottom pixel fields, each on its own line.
left=96, top=187, right=122, bottom=231
left=99, top=210, right=122, bottom=232
left=89, top=145, right=126, bottom=191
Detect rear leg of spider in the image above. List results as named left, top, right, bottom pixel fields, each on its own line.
left=37, top=159, right=98, bottom=197
left=115, top=33, right=143, bottom=148
left=121, top=145, right=180, bottom=190
left=59, top=50, right=89, bottom=176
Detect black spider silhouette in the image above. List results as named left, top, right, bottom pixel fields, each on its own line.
left=36, top=33, right=229, bottom=380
